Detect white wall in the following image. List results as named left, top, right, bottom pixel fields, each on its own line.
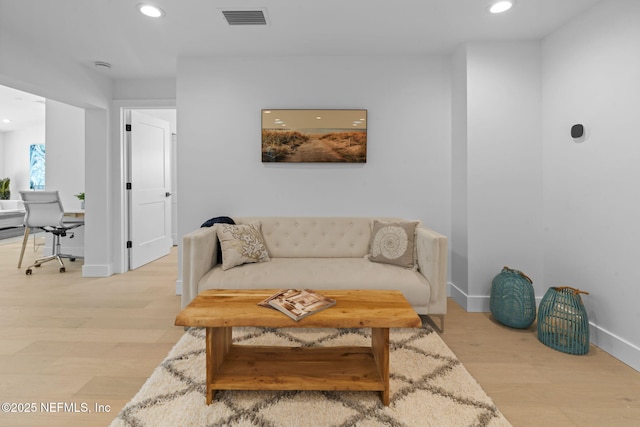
left=451, top=46, right=469, bottom=299
left=178, top=55, right=451, bottom=230
left=177, top=55, right=452, bottom=289
left=45, top=99, right=85, bottom=210
left=450, top=0, right=640, bottom=370
left=542, top=0, right=640, bottom=371
left=450, top=42, right=544, bottom=311
left=0, top=33, right=111, bottom=110
left=1, top=124, right=46, bottom=195
left=113, top=78, right=177, bottom=101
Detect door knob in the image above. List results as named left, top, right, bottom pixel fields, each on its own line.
left=165, top=192, right=172, bottom=197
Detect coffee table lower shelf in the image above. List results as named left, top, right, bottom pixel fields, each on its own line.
left=206, top=327, right=390, bottom=405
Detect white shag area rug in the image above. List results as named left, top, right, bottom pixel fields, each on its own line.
left=110, top=326, right=512, bottom=427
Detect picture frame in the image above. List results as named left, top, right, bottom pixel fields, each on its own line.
left=261, top=109, right=367, bottom=163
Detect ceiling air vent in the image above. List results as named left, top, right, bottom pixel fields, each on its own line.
left=221, top=9, right=268, bottom=25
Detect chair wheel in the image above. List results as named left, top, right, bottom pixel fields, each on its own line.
left=59, top=267, right=66, bottom=273
left=26, top=269, right=32, bottom=275
left=70, top=258, right=76, bottom=262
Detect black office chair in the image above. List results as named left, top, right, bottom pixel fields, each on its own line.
left=19, top=190, right=84, bottom=275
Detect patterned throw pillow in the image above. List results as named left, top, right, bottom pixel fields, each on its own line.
left=369, top=220, right=419, bottom=268
left=217, top=222, right=270, bottom=270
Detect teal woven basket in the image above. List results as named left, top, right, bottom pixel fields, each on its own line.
left=537, top=287, right=590, bottom=355
left=490, top=266, right=536, bottom=328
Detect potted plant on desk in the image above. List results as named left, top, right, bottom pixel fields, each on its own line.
left=75, top=192, right=85, bottom=209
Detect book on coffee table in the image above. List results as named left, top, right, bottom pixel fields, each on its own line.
left=259, top=289, right=336, bottom=321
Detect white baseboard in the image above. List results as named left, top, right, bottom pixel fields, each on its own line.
left=589, top=322, right=640, bottom=372
left=175, top=279, right=182, bottom=295
left=447, top=282, right=491, bottom=312
left=448, top=282, right=640, bottom=372
left=82, top=264, right=113, bottom=277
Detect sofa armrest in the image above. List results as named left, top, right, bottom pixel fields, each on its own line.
left=182, top=226, right=219, bottom=308
left=415, top=226, right=448, bottom=308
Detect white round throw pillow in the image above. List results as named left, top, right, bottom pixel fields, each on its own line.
left=372, top=225, right=408, bottom=260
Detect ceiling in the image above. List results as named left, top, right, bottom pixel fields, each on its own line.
left=0, top=0, right=601, bottom=132
left=0, top=85, right=45, bottom=133
left=0, top=0, right=600, bottom=80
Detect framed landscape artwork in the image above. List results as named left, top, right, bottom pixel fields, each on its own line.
left=261, top=109, right=367, bottom=163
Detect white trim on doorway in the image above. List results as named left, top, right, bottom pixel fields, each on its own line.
left=112, top=100, right=176, bottom=275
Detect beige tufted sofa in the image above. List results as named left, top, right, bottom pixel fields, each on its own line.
left=182, top=217, right=448, bottom=330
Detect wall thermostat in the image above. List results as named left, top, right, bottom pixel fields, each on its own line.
left=571, top=124, right=584, bottom=139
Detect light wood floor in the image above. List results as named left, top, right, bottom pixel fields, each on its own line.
left=0, top=235, right=638, bottom=426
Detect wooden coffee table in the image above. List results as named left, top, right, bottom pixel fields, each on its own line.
left=174, top=289, right=422, bottom=405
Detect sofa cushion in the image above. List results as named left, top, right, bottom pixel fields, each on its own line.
left=234, top=217, right=375, bottom=258
left=369, top=220, right=418, bottom=268
left=217, top=222, right=270, bottom=270
left=198, top=257, right=431, bottom=307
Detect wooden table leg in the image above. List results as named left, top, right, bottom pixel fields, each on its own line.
left=206, top=326, right=232, bottom=404
left=371, top=327, right=390, bottom=405
left=17, top=227, right=29, bottom=268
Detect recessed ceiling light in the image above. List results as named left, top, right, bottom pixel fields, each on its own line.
left=489, top=1, right=514, bottom=14
left=138, top=4, right=165, bottom=18
left=2, top=119, right=11, bottom=124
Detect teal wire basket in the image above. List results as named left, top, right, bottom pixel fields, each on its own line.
left=537, top=287, right=590, bottom=355
left=490, top=266, right=536, bottom=328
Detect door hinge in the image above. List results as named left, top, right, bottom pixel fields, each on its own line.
left=126, top=124, right=132, bottom=132
left=126, top=182, right=132, bottom=190
left=126, top=241, right=132, bottom=249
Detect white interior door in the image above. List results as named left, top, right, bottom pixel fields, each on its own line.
left=128, top=110, right=172, bottom=269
